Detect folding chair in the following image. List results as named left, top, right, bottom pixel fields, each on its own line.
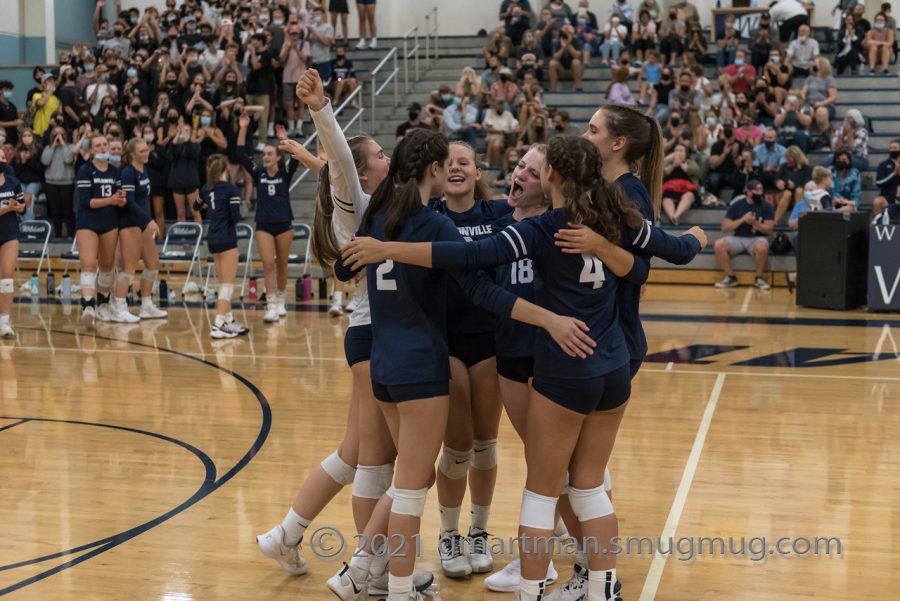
left=159, top=222, right=204, bottom=296
left=203, top=223, right=255, bottom=299
left=16, top=220, right=52, bottom=277
left=287, top=223, right=312, bottom=276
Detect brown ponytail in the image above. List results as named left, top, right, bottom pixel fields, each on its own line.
left=311, top=135, right=373, bottom=269
left=602, top=104, right=664, bottom=220
left=363, top=129, right=449, bottom=241
left=206, top=154, right=230, bottom=184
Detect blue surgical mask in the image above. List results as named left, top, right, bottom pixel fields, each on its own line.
left=82, top=139, right=89, bottom=149
left=95, top=152, right=110, bottom=161
left=770, top=55, right=780, bottom=63
left=85, top=63, right=95, bottom=73
left=803, top=190, right=813, bottom=202
left=200, top=116, right=212, bottom=126
left=734, top=58, right=744, bottom=66
left=109, top=154, right=121, bottom=164
left=127, top=68, right=138, bottom=78
left=2, top=91, right=11, bottom=100
left=706, top=116, right=717, bottom=127
left=313, top=15, right=321, bottom=24
left=273, top=19, right=284, bottom=26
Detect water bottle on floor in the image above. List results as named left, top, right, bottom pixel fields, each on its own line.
left=61, top=272, right=71, bottom=298
left=30, top=273, right=39, bottom=295
left=46, top=271, right=55, bottom=297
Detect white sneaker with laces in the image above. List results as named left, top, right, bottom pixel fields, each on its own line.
left=356, top=38, right=367, bottom=49
left=545, top=563, right=587, bottom=601
left=96, top=302, right=112, bottom=322
left=139, top=302, right=168, bottom=319
left=327, top=562, right=368, bottom=600
left=714, top=275, right=739, bottom=289
left=277, top=293, right=287, bottom=317
left=369, top=38, right=378, bottom=48
left=328, top=301, right=345, bottom=317
left=484, top=557, right=558, bottom=592
left=111, top=299, right=141, bottom=323
left=211, top=323, right=239, bottom=339
left=0, top=322, right=14, bottom=338
left=81, top=305, right=96, bottom=330
left=368, top=569, right=434, bottom=595
left=438, top=532, right=472, bottom=578
left=468, top=527, right=493, bottom=573
left=754, top=276, right=771, bottom=290
left=256, top=525, right=308, bottom=575
left=263, top=304, right=280, bottom=323
left=225, top=318, right=249, bottom=335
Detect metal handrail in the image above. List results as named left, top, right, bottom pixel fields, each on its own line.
left=402, top=25, right=420, bottom=94
left=288, top=84, right=365, bottom=191
left=424, top=6, right=439, bottom=64
left=370, top=47, right=399, bottom=130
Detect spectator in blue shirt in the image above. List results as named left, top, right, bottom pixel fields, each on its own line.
left=829, top=149, right=861, bottom=210
left=753, top=129, right=787, bottom=190
left=443, top=93, right=481, bottom=147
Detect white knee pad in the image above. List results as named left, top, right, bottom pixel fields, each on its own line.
left=117, top=271, right=133, bottom=287
left=385, top=485, right=396, bottom=499
left=603, top=467, right=612, bottom=492
left=97, top=271, right=114, bottom=289
left=0, top=278, right=13, bottom=294
left=141, top=269, right=158, bottom=282
left=438, top=446, right=473, bottom=480
left=352, top=463, right=395, bottom=499
left=218, top=284, right=234, bottom=302
left=520, top=488, right=558, bottom=530
left=471, top=439, right=498, bottom=471
left=320, top=450, right=357, bottom=486
left=80, top=271, right=97, bottom=289
left=566, top=484, right=614, bottom=522
left=391, top=487, right=428, bottom=517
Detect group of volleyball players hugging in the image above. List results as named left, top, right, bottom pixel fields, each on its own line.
left=251, top=68, right=708, bottom=601
left=12, top=91, right=320, bottom=340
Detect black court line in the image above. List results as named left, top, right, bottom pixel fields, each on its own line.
left=0, top=419, right=30, bottom=433
left=13, top=297, right=900, bottom=327
left=0, top=327, right=272, bottom=596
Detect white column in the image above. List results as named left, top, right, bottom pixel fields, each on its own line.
left=44, top=0, right=55, bottom=64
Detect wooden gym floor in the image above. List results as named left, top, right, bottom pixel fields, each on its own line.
left=1, top=285, right=899, bottom=600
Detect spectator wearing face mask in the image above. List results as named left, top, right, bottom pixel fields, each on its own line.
left=863, top=12, right=895, bottom=75
left=872, top=139, right=900, bottom=218
left=0, top=82, right=21, bottom=147
left=41, top=125, right=76, bottom=237
left=753, top=128, right=787, bottom=190
left=716, top=17, right=740, bottom=68
left=246, top=33, right=277, bottom=142
left=829, top=149, right=861, bottom=210
left=101, top=20, right=133, bottom=58
left=87, top=66, right=118, bottom=117
left=55, top=69, right=82, bottom=131
left=668, top=71, right=701, bottom=129
left=786, top=24, right=820, bottom=78
left=550, top=109, right=578, bottom=137
left=308, top=7, right=336, bottom=89
left=32, top=74, right=62, bottom=137
left=12, top=129, right=42, bottom=221
left=713, top=178, right=775, bottom=290
left=280, top=25, right=311, bottom=137
left=599, top=16, right=629, bottom=65
left=506, top=4, right=533, bottom=48
left=330, top=45, right=358, bottom=107
left=647, top=67, right=675, bottom=124
left=826, top=109, right=869, bottom=171
left=785, top=171, right=835, bottom=290
left=773, top=145, right=813, bottom=223
left=722, top=49, right=756, bottom=96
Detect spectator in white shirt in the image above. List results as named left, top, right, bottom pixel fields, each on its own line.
left=786, top=24, right=820, bottom=78
left=600, top=17, right=628, bottom=64
left=483, top=98, right=519, bottom=166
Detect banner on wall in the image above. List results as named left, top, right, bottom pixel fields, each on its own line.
left=711, top=6, right=816, bottom=40
left=868, top=224, right=900, bottom=311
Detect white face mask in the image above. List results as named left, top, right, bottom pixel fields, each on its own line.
left=874, top=22, right=886, bottom=29
left=798, top=35, right=808, bottom=42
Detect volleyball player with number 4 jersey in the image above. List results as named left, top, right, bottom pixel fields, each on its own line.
left=75, top=134, right=125, bottom=330
left=196, top=155, right=248, bottom=339
left=236, top=113, right=299, bottom=323
left=0, top=165, right=24, bottom=338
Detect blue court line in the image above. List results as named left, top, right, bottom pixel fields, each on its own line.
left=0, top=327, right=272, bottom=596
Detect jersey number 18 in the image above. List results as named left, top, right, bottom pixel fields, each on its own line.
left=510, top=259, right=534, bottom=285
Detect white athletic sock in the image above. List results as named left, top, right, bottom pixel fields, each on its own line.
left=520, top=577, right=548, bottom=600
left=333, top=290, right=344, bottom=305
left=281, top=507, right=310, bottom=547
left=142, top=297, right=153, bottom=307
left=439, top=504, right=461, bottom=535
left=0, top=314, right=8, bottom=324
left=588, top=569, right=618, bottom=601
left=226, top=311, right=234, bottom=322
left=388, top=573, right=413, bottom=597
left=367, top=549, right=389, bottom=580
left=575, top=548, right=588, bottom=570
left=349, top=548, right=373, bottom=580
left=215, top=314, right=227, bottom=328
left=277, top=290, right=286, bottom=302
left=470, top=504, right=491, bottom=532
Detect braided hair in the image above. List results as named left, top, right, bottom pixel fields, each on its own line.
left=547, top=136, right=644, bottom=244
left=362, top=128, right=450, bottom=241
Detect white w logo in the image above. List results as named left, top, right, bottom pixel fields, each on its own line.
left=875, top=226, right=896, bottom=242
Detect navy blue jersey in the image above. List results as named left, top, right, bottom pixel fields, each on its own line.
left=431, top=198, right=514, bottom=335
left=494, top=212, right=541, bottom=358
left=726, top=196, right=775, bottom=237
left=344, top=206, right=518, bottom=388
left=76, top=162, right=122, bottom=232
left=433, top=209, right=629, bottom=380
left=197, top=181, right=242, bottom=248
left=120, top=165, right=152, bottom=230
left=0, top=175, right=24, bottom=242
left=616, top=172, right=701, bottom=361
left=236, top=149, right=298, bottom=225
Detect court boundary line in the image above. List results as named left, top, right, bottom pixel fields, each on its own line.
left=0, top=328, right=272, bottom=595
left=0, top=418, right=30, bottom=433
left=638, top=373, right=727, bottom=601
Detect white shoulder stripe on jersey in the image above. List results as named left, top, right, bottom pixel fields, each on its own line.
left=499, top=230, right=520, bottom=259
left=639, top=219, right=653, bottom=249
left=632, top=220, right=651, bottom=249
left=333, top=195, right=354, bottom=210
left=507, top=226, right=527, bottom=256
left=335, top=203, right=354, bottom=215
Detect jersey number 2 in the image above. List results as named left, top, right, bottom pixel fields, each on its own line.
left=579, top=254, right=605, bottom=289
left=376, top=260, right=397, bottom=291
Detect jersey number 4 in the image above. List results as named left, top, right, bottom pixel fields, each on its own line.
left=376, top=260, right=397, bottom=291
left=579, top=254, right=605, bottom=289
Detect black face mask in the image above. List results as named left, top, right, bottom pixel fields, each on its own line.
left=167, top=81, right=178, bottom=88
left=765, top=140, right=775, bottom=149
left=756, top=87, right=767, bottom=93
left=836, top=161, right=850, bottom=169
left=138, top=115, right=150, bottom=123
left=671, top=118, right=681, bottom=127
left=168, top=116, right=179, bottom=124
left=723, top=127, right=734, bottom=138
left=409, top=110, right=419, bottom=121
left=679, top=84, right=690, bottom=92
left=890, top=150, right=900, bottom=160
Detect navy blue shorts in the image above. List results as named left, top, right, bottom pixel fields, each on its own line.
left=76, top=225, right=117, bottom=235
left=496, top=355, right=534, bottom=383
left=629, top=359, right=642, bottom=380
left=208, top=240, right=237, bottom=254
left=0, top=234, right=16, bottom=246
left=255, top=221, right=293, bottom=237
left=532, top=364, right=632, bottom=415
left=118, top=216, right=149, bottom=230
left=344, top=324, right=372, bottom=367
left=356, top=0, right=376, bottom=5
left=372, top=380, right=449, bottom=403
left=448, top=331, right=496, bottom=368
